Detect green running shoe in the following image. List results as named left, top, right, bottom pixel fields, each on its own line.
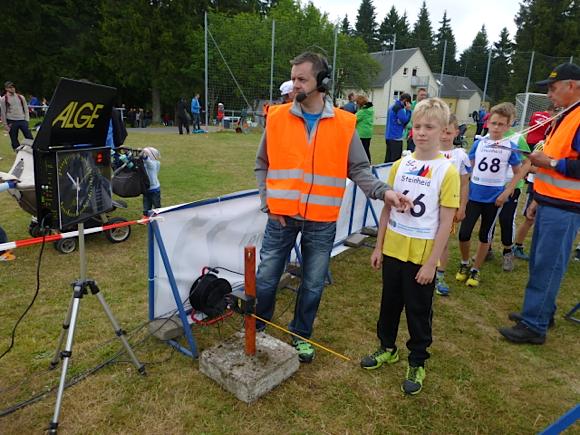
left=292, top=339, right=315, bottom=363
left=401, top=365, right=426, bottom=395
left=360, top=347, right=399, bottom=370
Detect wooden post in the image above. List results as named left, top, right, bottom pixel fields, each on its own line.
left=244, top=246, right=256, bottom=356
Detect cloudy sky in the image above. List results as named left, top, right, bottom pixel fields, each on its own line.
left=307, top=0, right=521, bottom=53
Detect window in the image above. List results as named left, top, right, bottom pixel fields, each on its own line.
left=412, top=67, right=418, bottom=77
left=403, top=67, right=408, bottom=76
left=393, top=90, right=401, bottom=99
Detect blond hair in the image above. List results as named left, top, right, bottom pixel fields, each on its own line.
left=411, top=97, right=450, bottom=127
left=448, top=113, right=459, bottom=129
left=355, top=95, right=368, bottom=106
left=490, top=102, right=516, bottom=123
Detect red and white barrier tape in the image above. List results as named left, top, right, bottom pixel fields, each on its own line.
left=0, top=216, right=155, bottom=251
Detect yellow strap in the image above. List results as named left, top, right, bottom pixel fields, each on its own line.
left=251, top=314, right=351, bottom=362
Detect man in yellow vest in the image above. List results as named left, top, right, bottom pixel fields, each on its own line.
left=254, top=52, right=412, bottom=362
left=499, top=63, right=580, bottom=344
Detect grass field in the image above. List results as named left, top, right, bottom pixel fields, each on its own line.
left=0, top=126, right=578, bottom=434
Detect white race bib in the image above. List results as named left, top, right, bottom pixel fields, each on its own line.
left=471, top=139, right=514, bottom=187
left=388, top=155, right=452, bottom=240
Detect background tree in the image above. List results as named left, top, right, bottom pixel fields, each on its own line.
left=340, top=15, right=352, bottom=35
left=432, top=11, right=458, bottom=75
left=489, top=27, right=513, bottom=102
left=458, top=25, right=490, bottom=91
left=410, top=1, right=435, bottom=67
left=377, top=6, right=410, bottom=50
left=354, top=0, right=380, bottom=52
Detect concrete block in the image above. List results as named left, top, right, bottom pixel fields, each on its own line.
left=344, top=233, right=367, bottom=248
left=361, top=226, right=378, bottom=237
left=199, top=331, right=299, bottom=403
left=148, top=315, right=184, bottom=341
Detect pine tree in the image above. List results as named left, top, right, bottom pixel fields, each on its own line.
left=340, top=15, right=351, bottom=35
left=459, top=25, right=490, bottom=91
left=354, top=0, right=380, bottom=51
left=410, top=1, right=435, bottom=67
left=433, top=11, right=458, bottom=75
left=489, top=27, right=513, bottom=102
left=378, top=6, right=399, bottom=48
left=396, top=12, right=411, bottom=49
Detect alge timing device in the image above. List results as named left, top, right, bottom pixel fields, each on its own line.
left=33, top=79, right=117, bottom=230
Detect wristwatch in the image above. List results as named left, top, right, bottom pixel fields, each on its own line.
left=549, top=159, right=558, bottom=169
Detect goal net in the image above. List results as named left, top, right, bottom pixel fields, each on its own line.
left=515, top=92, right=551, bottom=131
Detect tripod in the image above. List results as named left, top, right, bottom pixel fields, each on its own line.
left=47, top=223, right=145, bottom=434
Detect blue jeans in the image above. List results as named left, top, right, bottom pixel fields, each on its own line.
left=256, top=217, right=336, bottom=339
left=143, top=189, right=161, bottom=215
left=521, top=204, right=580, bottom=335
left=7, top=119, right=33, bottom=150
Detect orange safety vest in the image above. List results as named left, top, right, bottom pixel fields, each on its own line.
left=265, top=103, right=356, bottom=222
left=534, top=105, right=580, bottom=203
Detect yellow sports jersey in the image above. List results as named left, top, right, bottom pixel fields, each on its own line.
left=383, top=154, right=460, bottom=265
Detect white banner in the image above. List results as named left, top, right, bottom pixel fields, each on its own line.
left=151, top=165, right=391, bottom=318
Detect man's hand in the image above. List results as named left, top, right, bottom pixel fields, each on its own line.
left=384, top=190, right=413, bottom=212
left=526, top=200, right=538, bottom=220
left=268, top=213, right=287, bottom=227
left=528, top=151, right=551, bottom=169
left=495, top=189, right=512, bottom=207
left=370, top=247, right=383, bottom=270
left=404, top=101, right=412, bottom=110
left=416, top=262, right=437, bottom=285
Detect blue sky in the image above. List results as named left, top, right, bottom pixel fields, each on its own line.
left=307, top=0, right=521, bottom=52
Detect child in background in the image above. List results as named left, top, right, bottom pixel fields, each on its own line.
left=436, top=114, right=471, bottom=296
left=361, top=98, right=459, bottom=395
left=217, top=103, right=225, bottom=130
left=141, top=147, right=161, bottom=216
left=456, top=103, right=522, bottom=287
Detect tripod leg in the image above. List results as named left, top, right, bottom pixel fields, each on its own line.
left=49, top=293, right=75, bottom=370
left=90, top=282, right=146, bottom=375
left=48, top=282, right=84, bottom=434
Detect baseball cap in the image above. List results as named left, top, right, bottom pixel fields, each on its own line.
left=536, top=63, right=580, bottom=86
left=279, top=80, right=293, bottom=96
left=4, top=81, right=14, bottom=88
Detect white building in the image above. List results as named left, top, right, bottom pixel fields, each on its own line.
left=361, top=48, right=438, bottom=125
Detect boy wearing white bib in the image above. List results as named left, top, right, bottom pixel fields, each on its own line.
left=361, top=98, right=459, bottom=395
left=457, top=104, right=522, bottom=287
left=436, top=114, right=471, bottom=296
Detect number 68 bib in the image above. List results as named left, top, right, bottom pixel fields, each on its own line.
left=471, top=138, right=514, bottom=187
left=388, top=155, right=452, bottom=240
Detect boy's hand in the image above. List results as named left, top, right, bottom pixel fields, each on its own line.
left=526, top=200, right=538, bottom=220
left=384, top=190, right=413, bottom=212
left=454, top=206, right=466, bottom=222
left=495, top=190, right=512, bottom=207
left=370, top=248, right=383, bottom=270
left=416, top=262, right=437, bottom=285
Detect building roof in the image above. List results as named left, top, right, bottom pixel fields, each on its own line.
left=368, top=48, right=419, bottom=87
left=437, top=74, right=482, bottom=99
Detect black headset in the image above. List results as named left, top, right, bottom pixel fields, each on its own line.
left=315, top=56, right=332, bottom=92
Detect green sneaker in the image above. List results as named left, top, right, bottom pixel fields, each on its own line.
left=401, top=365, right=426, bottom=395
left=292, top=339, right=315, bottom=363
left=360, top=347, right=399, bottom=370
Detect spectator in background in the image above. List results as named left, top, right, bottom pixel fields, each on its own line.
left=176, top=97, right=190, bottom=134
left=0, top=81, right=33, bottom=151
left=216, top=102, right=225, bottom=130
left=341, top=92, right=357, bottom=113
left=481, top=111, right=490, bottom=136
left=405, top=88, right=428, bottom=152
left=526, top=104, right=555, bottom=147
left=384, top=93, right=412, bottom=163
left=476, top=106, right=486, bottom=136
left=191, top=93, right=201, bottom=131
left=28, top=95, right=40, bottom=117
left=279, top=80, right=295, bottom=103
left=355, top=95, right=375, bottom=162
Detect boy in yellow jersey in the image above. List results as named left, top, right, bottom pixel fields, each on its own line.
left=360, top=98, right=459, bottom=395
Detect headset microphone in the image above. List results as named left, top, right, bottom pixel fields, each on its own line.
left=295, top=89, right=314, bottom=103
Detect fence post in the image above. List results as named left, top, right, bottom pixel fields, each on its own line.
left=269, top=19, right=275, bottom=103
left=204, top=12, right=209, bottom=127
left=438, top=39, right=448, bottom=97
left=524, top=51, right=535, bottom=94
left=386, top=33, right=397, bottom=128
left=482, top=47, right=492, bottom=104
left=331, top=24, right=338, bottom=101
left=570, top=55, right=574, bottom=64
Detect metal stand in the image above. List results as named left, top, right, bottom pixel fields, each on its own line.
left=47, top=223, right=145, bottom=434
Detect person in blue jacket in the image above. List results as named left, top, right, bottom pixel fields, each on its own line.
left=191, top=93, right=201, bottom=131
left=384, top=93, right=412, bottom=163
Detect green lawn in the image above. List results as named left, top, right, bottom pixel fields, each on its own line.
left=0, top=127, right=578, bottom=434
